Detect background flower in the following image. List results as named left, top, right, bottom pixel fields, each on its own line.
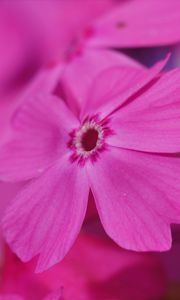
left=0, top=230, right=166, bottom=300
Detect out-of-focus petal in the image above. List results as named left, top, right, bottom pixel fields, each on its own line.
left=0, top=295, right=23, bottom=300
left=20, top=0, right=118, bottom=62
left=44, top=289, right=62, bottom=300
left=88, top=0, right=180, bottom=48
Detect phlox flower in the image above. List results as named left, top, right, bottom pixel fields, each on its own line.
left=1, top=57, right=180, bottom=272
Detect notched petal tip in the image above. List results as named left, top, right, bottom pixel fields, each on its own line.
left=2, top=160, right=89, bottom=272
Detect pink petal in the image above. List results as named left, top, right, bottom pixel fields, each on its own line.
left=0, top=4, right=28, bottom=89
left=88, top=0, right=180, bottom=48
left=44, top=288, right=62, bottom=300
left=82, top=55, right=168, bottom=119
left=2, top=247, right=61, bottom=299
left=0, top=63, right=64, bottom=146
left=61, top=48, right=143, bottom=116
left=0, top=292, right=62, bottom=300
left=0, top=183, right=23, bottom=218
left=0, top=94, right=78, bottom=182
left=0, top=296, right=22, bottom=300
left=3, top=157, right=89, bottom=272
left=24, top=63, right=64, bottom=96
left=108, top=68, right=180, bottom=153
left=0, top=182, right=23, bottom=248
left=86, top=147, right=180, bottom=251
left=23, top=0, right=117, bottom=62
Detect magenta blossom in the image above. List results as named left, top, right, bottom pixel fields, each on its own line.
left=1, top=57, right=180, bottom=272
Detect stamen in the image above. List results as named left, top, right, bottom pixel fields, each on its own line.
left=68, top=116, right=113, bottom=164
left=73, top=121, right=104, bottom=158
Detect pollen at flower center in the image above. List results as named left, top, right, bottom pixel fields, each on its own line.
left=68, top=117, right=112, bottom=164
left=74, top=121, right=104, bottom=156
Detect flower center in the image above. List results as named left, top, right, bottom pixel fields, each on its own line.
left=81, top=128, right=99, bottom=151
left=68, top=116, right=113, bottom=165
left=74, top=121, right=103, bottom=157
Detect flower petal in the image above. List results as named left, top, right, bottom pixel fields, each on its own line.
left=44, top=288, right=62, bottom=300
left=108, top=69, right=180, bottom=153
left=86, top=147, right=180, bottom=251
left=24, top=63, right=64, bottom=95
left=0, top=296, right=22, bottom=300
left=61, top=48, right=143, bottom=116
left=82, top=55, right=168, bottom=119
left=88, top=0, right=180, bottom=48
left=0, top=63, right=65, bottom=149
left=3, top=157, right=89, bottom=272
left=0, top=94, right=78, bottom=182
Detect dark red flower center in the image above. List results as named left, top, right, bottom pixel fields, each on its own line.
left=81, top=128, right=99, bottom=151
left=69, top=117, right=113, bottom=164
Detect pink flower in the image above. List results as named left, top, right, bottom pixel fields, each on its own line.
left=1, top=57, right=180, bottom=272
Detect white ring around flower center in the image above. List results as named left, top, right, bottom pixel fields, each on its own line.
left=74, top=120, right=104, bottom=157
